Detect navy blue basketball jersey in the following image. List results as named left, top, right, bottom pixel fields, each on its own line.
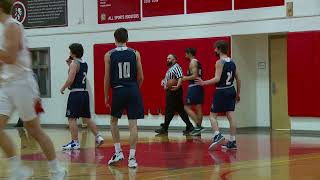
left=216, top=58, right=236, bottom=88
left=187, top=59, right=203, bottom=85
left=69, top=59, right=88, bottom=90
left=109, top=47, right=138, bottom=88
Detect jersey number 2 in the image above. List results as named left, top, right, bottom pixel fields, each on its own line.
left=82, top=72, right=87, bottom=84
left=118, top=62, right=130, bottom=79
left=226, top=72, right=232, bottom=85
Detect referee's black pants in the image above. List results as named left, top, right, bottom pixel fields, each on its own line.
left=163, top=87, right=193, bottom=130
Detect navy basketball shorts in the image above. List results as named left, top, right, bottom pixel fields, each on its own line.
left=66, top=91, right=91, bottom=119
left=186, top=85, right=204, bottom=105
left=111, top=86, right=144, bottom=120
left=211, top=87, right=236, bottom=113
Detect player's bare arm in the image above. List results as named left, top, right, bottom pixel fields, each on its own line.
left=136, top=50, right=144, bottom=88
left=104, top=52, right=111, bottom=106
left=0, top=23, right=21, bottom=64
left=235, top=69, right=241, bottom=102
left=182, top=60, right=198, bottom=81
left=196, top=60, right=223, bottom=86
left=60, top=61, right=77, bottom=94
left=171, top=77, right=183, bottom=91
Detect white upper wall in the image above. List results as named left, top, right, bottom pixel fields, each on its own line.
left=292, top=0, right=320, bottom=16
left=27, top=0, right=320, bottom=38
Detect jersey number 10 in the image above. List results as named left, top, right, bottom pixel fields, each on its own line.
left=118, top=62, right=131, bottom=79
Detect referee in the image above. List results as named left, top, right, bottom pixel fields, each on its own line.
left=155, top=54, right=194, bottom=135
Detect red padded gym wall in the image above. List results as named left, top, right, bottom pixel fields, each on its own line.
left=234, top=0, right=284, bottom=10
left=94, top=37, right=231, bottom=115
left=287, top=31, right=320, bottom=117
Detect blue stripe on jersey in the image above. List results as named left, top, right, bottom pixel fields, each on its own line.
left=109, top=47, right=138, bottom=88
left=163, top=63, right=183, bottom=86
left=216, top=59, right=236, bottom=88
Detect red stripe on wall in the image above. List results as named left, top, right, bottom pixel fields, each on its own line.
left=186, top=0, right=232, bottom=14
left=143, top=0, right=184, bottom=17
left=234, top=0, right=284, bottom=10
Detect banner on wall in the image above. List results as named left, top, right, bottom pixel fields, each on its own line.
left=98, top=0, right=141, bottom=24
left=143, top=0, right=184, bottom=17
left=12, top=0, right=68, bottom=29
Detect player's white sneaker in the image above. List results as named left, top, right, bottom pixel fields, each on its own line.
left=128, top=157, right=138, bottom=168
left=108, top=151, right=124, bottom=165
left=62, top=140, right=80, bottom=150
left=95, top=135, right=104, bottom=147
left=51, top=167, right=67, bottom=180
left=9, top=166, right=33, bottom=180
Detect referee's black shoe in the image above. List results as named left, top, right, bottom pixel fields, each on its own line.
left=183, top=126, right=194, bottom=135
left=155, top=127, right=168, bottom=135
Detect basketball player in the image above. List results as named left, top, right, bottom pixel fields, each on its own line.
left=60, top=43, right=104, bottom=150
left=196, top=40, right=241, bottom=150
left=183, top=48, right=205, bottom=136
left=0, top=1, right=65, bottom=179
left=104, top=28, right=144, bottom=168
left=65, top=57, right=88, bottom=129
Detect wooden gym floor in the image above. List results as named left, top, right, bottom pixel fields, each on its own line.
left=1, top=128, right=320, bottom=179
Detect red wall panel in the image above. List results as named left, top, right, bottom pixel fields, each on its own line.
left=234, top=0, right=284, bottom=10
left=93, top=44, right=110, bottom=114
left=94, top=37, right=231, bottom=115
left=187, top=0, right=232, bottom=14
left=143, top=0, right=184, bottom=17
left=287, top=31, right=320, bottom=117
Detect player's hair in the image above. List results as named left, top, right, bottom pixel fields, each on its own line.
left=185, top=48, right=196, bottom=57
left=69, top=43, right=84, bottom=58
left=215, top=40, right=229, bottom=55
left=114, top=28, right=128, bottom=43
left=0, top=0, right=13, bottom=14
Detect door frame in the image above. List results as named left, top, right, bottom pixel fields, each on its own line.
left=268, top=34, right=290, bottom=130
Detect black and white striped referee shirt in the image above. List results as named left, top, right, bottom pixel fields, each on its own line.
left=162, top=63, right=183, bottom=87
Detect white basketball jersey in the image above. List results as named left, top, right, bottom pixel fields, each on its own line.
left=0, top=17, right=32, bottom=82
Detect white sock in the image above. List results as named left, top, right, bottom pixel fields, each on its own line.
left=229, top=136, right=236, bottom=142
left=48, top=159, right=60, bottom=172
left=214, top=131, right=220, bottom=136
left=114, top=143, right=121, bottom=153
left=8, top=156, right=21, bottom=170
left=129, top=149, right=136, bottom=159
